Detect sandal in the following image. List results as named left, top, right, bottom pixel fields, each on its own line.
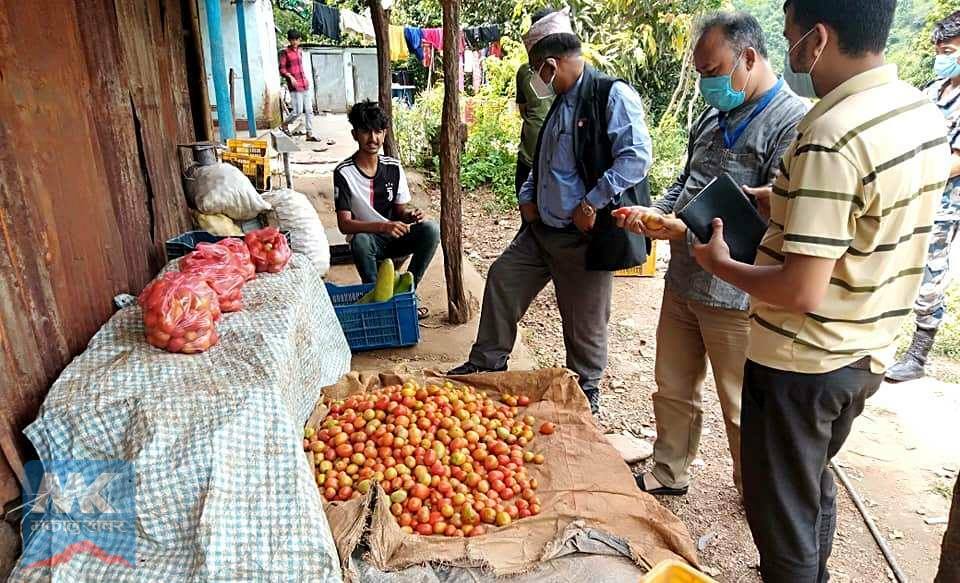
left=417, top=306, right=429, bottom=320
left=635, top=472, right=688, bottom=496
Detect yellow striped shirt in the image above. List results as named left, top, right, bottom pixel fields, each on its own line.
left=749, top=65, right=952, bottom=374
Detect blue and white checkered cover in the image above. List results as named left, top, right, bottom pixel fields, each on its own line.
left=11, top=256, right=349, bottom=582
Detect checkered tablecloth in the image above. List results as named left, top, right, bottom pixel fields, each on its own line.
left=11, top=255, right=350, bottom=582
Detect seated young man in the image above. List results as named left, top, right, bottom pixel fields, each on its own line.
left=334, top=100, right=439, bottom=314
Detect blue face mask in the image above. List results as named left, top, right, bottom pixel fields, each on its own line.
left=935, top=53, right=960, bottom=79
left=699, top=54, right=752, bottom=112
left=784, top=27, right=824, bottom=99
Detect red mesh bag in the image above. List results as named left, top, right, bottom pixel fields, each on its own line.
left=138, top=272, right=221, bottom=354
left=179, top=243, right=246, bottom=312
left=217, top=237, right=256, bottom=282
left=244, top=227, right=292, bottom=274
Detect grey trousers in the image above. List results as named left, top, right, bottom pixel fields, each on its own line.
left=468, top=223, right=612, bottom=393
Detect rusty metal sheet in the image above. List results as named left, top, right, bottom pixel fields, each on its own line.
left=0, top=0, right=198, bottom=504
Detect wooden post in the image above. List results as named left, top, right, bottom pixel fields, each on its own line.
left=440, top=0, right=471, bottom=325
left=369, top=0, right=398, bottom=158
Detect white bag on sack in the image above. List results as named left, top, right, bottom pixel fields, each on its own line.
left=189, top=163, right=272, bottom=220
left=263, top=189, right=330, bottom=276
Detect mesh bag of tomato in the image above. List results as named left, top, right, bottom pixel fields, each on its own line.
left=138, top=272, right=221, bottom=354
left=179, top=242, right=247, bottom=312
left=245, top=227, right=292, bottom=274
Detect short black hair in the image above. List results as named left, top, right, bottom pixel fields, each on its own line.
left=348, top=100, right=389, bottom=132
left=287, top=29, right=301, bottom=41
left=529, top=34, right=582, bottom=68
left=698, top=11, right=768, bottom=59
left=933, top=10, right=960, bottom=45
left=783, top=0, right=895, bottom=55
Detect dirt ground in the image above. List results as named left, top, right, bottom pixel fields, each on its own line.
left=294, top=123, right=956, bottom=582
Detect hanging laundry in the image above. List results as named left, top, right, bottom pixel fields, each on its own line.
left=479, top=24, right=502, bottom=44
left=339, top=8, right=375, bottom=38
left=464, top=27, right=483, bottom=50
left=312, top=2, right=342, bottom=42
left=388, top=25, right=409, bottom=62
left=404, top=27, right=424, bottom=63
left=421, top=28, right=443, bottom=52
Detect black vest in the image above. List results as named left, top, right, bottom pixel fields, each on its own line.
left=531, top=65, right=652, bottom=271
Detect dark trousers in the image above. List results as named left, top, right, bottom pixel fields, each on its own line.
left=937, top=474, right=960, bottom=582
left=515, top=159, right=532, bottom=197
left=741, top=359, right=883, bottom=583
left=468, top=223, right=612, bottom=393
left=350, top=220, right=440, bottom=288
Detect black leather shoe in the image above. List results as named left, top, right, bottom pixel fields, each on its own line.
left=446, top=362, right=507, bottom=376
left=584, top=389, right=601, bottom=416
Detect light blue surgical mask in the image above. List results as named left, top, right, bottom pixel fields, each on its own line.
left=699, top=54, right=753, bottom=112
left=784, top=27, right=824, bottom=99
left=934, top=53, right=960, bottom=79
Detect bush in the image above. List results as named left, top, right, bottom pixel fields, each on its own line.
left=648, top=115, right=688, bottom=203
left=393, top=88, right=444, bottom=169
left=462, top=97, right=522, bottom=210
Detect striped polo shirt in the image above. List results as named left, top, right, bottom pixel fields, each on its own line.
left=749, top=65, right=952, bottom=374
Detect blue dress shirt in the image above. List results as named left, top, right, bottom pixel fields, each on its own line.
left=517, top=74, right=653, bottom=228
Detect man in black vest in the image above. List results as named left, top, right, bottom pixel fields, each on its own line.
left=448, top=8, right=653, bottom=414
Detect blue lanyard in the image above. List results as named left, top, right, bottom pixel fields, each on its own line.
left=718, top=78, right=784, bottom=150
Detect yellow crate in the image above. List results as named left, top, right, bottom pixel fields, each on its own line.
left=641, top=560, right=717, bottom=583
left=227, top=138, right=269, bottom=157
left=615, top=242, right=657, bottom=277
left=222, top=151, right=271, bottom=191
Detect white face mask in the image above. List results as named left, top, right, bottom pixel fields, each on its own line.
left=531, top=62, right=557, bottom=100
left=783, top=27, right=825, bottom=99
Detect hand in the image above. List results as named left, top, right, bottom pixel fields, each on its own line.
left=380, top=221, right=410, bottom=238
left=647, top=216, right=687, bottom=241
left=692, top=218, right=732, bottom=274
left=406, top=208, right=425, bottom=223
left=743, top=182, right=774, bottom=220
left=612, top=206, right=653, bottom=233
left=519, top=202, right=540, bottom=224
left=572, top=204, right=597, bottom=234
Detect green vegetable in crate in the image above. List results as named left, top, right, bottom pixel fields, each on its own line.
left=395, top=272, right=414, bottom=294
left=356, top=260, right=396, bottom=304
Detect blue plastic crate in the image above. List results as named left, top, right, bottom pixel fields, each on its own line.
left=326, top=282, right=421, bottom=352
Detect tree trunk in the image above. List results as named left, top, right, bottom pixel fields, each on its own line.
left=440, top=0, right=471, bottom=325
left=369, top=0, right=398, bottom=158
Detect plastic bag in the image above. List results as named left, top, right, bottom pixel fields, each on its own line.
left=262, top=189, right=330, bottom=275
left=179, top=243, right=246, bottom=312
left=139, top=272, right=220, bottom=354
left=217, top=237, right=256, bottom=282
left=189, top=163, right=272, bottom=220
left=192, top=210, right=244, bottom=236
left=245, top=227, right=292, bottom=274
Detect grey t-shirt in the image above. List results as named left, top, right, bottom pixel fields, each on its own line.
left=654, top=83, right=810, bottom=311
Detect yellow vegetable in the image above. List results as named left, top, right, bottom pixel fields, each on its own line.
left=192, top=211, right=243, bottom=236
left=395, top=272, right=414, bottom=295
left=372, top=259, right=396, bottom=302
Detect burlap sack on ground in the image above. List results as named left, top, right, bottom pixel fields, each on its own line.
left=309, top=368, right=698, bottom=578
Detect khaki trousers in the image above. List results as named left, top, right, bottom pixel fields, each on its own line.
left=651, top=289, right=749, bottom=490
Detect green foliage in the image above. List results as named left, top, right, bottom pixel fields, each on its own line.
left=482, top=38, right=527, bottom=98
left=272, top=0, right=372, bottom=48
left=648, top=115, right=689, bottom=201
left=462, top=96, right=523, bottom=209
left=730, top=0, right=787, bottom=73
left=393, top=88, right=445, bottom=169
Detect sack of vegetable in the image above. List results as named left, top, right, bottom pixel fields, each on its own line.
left=262, top=189, right=330, bottom=275
left=217, top=237, right=256, bottom=282
left=179, top=243, right=247, bottom=312
left=139, top=272, right=221, bottom=354
left=245, top=227, right=292, bottom=274
left=189, top=162, right=271, bottom=220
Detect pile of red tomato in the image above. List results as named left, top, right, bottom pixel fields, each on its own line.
left=305, top=381, right=557, bottom=537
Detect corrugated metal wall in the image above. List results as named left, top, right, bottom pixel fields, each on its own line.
left=0, top=0, right=202, bottom=504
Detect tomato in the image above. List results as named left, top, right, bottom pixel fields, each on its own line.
left=415, top=523, right=433, bottom=536
left=539, top=422, right=556, bottom=435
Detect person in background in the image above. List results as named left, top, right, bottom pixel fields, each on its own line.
left=447, top=9, right=653, bottom=416
left=691, top=1, right=951, bottom=580
left=887, top=10, right=960, bottom=383
left=937, top=474, right=960, bottom=581
left=514, top=7, right=557, bottom=196
left=279, top=29, right=320, bottom=142
left=334, top=101, right=439, bottom=318
left=616, top=12, right=808, bottom=497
